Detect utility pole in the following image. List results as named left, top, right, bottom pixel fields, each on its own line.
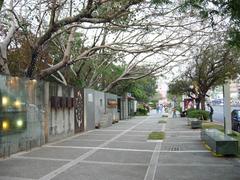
left=223, top=80, right=232, bottom=134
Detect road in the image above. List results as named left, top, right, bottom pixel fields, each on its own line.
left=212, top=105, right=240, bottom=124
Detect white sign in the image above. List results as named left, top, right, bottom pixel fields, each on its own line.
left=88, top=93, right=93, bottom=102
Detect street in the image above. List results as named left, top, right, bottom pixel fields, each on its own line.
left=212, top=105, right=240, bottom=124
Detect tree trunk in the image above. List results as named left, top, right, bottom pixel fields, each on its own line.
left=195, top=97, right=200, bottom=110
left=0, top=44, right=10, bottom=75
left=0, top=7, right=17, bottom=75
left=200, top=95, right=206, bottom=110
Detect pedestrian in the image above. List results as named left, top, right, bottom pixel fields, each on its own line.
left=172, top=107, right=177, bottom=118
left=156, top=103, right=160, bottom=114
left=207, top=103, right=214, bottom=122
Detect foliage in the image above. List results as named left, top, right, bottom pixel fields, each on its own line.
left=187, top=109, right=209, bottom=120
left=182, top=0, right=240, bottom=48
left=110, top=74, right=157, bottom=102
left=168, top=80, right=191, bottom=96
left=168, top=45, right=240, bottom=110
left=136, top=106, right=148, bottom=116
left=148, top=131, right=165, bottom=140
left=202, top=122, right=224, bottom=131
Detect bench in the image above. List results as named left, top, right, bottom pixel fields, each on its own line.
left=201, top=129, right=238, bottom=155
left=187, top=118, right=202, bottom=129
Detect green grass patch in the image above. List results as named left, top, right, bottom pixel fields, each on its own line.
left=202, top=122, right=224, bottom=132
left=148, top=131, right=165, bottom=140
left=158, top=120, right=167, bottom=123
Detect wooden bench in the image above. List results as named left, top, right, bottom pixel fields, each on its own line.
left=201, top=129, right=238, bottom=155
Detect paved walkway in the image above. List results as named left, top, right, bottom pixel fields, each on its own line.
left=0, top=112, right=239, bottom=180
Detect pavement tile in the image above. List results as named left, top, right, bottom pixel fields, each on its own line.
left=104, top=141, right=156, bottom=150
left=52, top=162, right=148, bottom=180
left=52, top=140, right=105, bottom=147
left=0, top=158, right=66, bottom=179
left=154, top=165, right=240, bottom=180
left=72, top=134, right=114, bottom=141
left=115, top=135, right=147, bottom=142
left=85, top=149, right=152, bottom=164
left=19, top=146, right=90, bottom=160
left=158, top=151, right=235, bottom=165
left=161, top=142, right=206, bottom=151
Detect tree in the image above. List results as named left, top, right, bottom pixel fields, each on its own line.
left=2, top=0, right=218, bottom=79
left=0, top=0, right=18, bottom=75
left=169, top=44, right=240, bottom=110
left=109, top=75, right=157, bottom=102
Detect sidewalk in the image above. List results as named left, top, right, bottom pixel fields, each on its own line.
left=0, top=113, right=239, bottom=180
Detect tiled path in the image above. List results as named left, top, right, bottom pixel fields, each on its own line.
left=0, top=112, right=239, bottom=180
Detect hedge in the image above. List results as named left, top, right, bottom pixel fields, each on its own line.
left=136, top=107, right=148, bottom=116
left=186, top=109, right=209, bottom=120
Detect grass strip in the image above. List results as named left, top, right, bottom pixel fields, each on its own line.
left=148, top=131, right=165, bottom=140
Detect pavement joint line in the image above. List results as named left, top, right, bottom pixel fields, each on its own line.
left=65, top=139, right=106, bottom=142
left=157, top=163, right=234, bottom=167
left=0, top=176, right=36, bottom=180
left=46, top=129, right=95, bottom=146
left=75, top=133, right=147, bottom=137
left=94, top=130, right=152, bottom=133
left=81, top=160, right=149, bottom=166
left=144, top=123, right=166, bottom=180
left=39, top=117, right=149, bottom=180
left=159, top=150, right=209, bottom=153
left=167, top=136, right=200, bottom=138
left=163, top=141, right=202, bottom=143
left=12, top=156, right=72, bottom=162
left=46, top=145, right=155, bottom=152
left=45, top=145, right=209, bottom=153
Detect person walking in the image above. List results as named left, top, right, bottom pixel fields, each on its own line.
left=207, top=103, right=214, bottom=122
left=172, top=107, right=177, bottom=118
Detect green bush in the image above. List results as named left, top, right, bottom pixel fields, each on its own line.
left=136, top=107, right=148, bottom=116
left=186, top=109, right=209, bottom=120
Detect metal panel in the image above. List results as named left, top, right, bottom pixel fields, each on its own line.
left=74, top=89, right=84, bottom=133
left=84, top=89, right=95, bottom=131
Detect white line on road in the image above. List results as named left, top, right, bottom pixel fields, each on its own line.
left=0, top=176, right=36, bottom=180
left=81, top=160, right=148, bottom=166
left=144, top=124, right=166, bottom=180
left=12, top=156, right=72, bottom=162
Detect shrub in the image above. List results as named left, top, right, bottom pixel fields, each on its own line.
left=187, top=109, right=209, bottom=120
left=136, top=107, right=148, bottom=116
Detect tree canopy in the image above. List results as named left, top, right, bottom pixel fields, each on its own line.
left=168, top=44, right=240, bottom=109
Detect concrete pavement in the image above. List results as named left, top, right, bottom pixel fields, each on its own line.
left=0, top=112, right=239, bottom=180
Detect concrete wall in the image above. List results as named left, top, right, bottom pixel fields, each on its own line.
left=0, top=75, right=75, bottom=157
left=105, top=93, right=118, bottom=124
left=0, top=76, right=45, bottom=156
left=84, top=89, right=96, bottom=131
left=94, top=91, right=105, bottom=127
left=48, top=83, right=75, bottom=142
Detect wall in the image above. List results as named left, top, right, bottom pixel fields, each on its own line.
left=0, top=76, right=45, bottom=156
left=94, top=91, right=105, bottom=127
left=48, top=83, right=75, bottom=142
left=105, top=93, right=118, bottom=125
left=84, top=89, right=96, bottom=131
left=0, top=75, right=76, bottom=157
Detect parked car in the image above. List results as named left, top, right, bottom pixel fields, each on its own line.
left=231, top=110, right=240, bottom=132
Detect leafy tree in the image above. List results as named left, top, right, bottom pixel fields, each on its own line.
left=109, top=75, right=157, bottom=102
left=168, top=44, right=240, bottom=110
